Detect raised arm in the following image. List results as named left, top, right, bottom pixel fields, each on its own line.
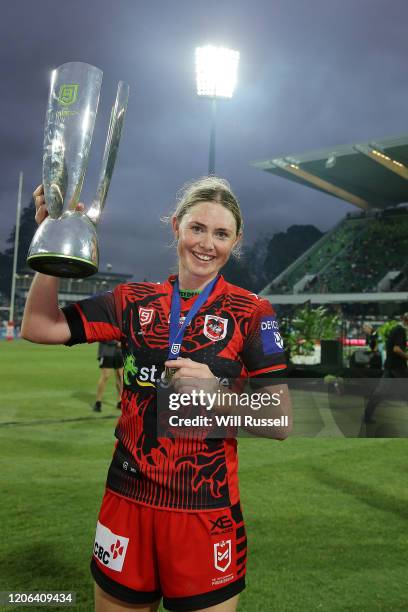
left=21, top=185, right=75, bottom=345
left=21, top=272, right=71, bottom=344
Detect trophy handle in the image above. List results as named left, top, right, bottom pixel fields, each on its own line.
left=43, top=62, right=103, bottom=219
left=87, top=81, right=130, bottom=224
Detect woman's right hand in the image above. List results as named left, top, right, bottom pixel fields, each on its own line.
left=33, top=184, right=48, bottom=226
left=33, top=184, right=85, bottom=225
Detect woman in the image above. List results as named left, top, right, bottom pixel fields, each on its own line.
left=22, top=177, right=290, bottom=612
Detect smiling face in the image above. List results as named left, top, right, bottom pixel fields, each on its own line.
left=172, top=201, right=241, bottom=290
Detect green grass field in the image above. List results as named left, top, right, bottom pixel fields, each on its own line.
left=1, top=342, right=407, bottom=611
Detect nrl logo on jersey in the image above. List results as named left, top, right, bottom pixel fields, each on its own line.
left=214, top=540, right=232, bottom=572
left=139, top=307, right=155, bottom=327
left=203, top=315, right=228, bottom=341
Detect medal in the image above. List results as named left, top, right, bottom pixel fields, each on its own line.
left=164, top=365, right=176, bottom=384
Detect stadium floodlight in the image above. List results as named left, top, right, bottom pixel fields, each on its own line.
left=195, top=45, right=240, bottom=175
left=195, top=45, right=239, bottom=99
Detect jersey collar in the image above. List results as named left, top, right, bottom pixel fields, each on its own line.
left=163, top=274, right=227, bottom=308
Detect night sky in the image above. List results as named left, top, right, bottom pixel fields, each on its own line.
left=2, top=0, right=408, bottom=280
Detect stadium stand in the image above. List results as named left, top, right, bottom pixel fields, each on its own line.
left=266, top=208, right=408, bottom=294
left=3, top=269, right=133, bottom=327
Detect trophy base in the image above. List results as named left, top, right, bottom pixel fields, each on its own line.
left=27, top=253, right=97, bottom=278
left=27, top=213, right=99, bottom=279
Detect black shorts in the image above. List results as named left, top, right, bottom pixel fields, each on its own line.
left=99, top=355, right=124, bottom=369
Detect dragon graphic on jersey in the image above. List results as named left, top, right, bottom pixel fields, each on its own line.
left=175, top=447, right=228, bottom=498
left=123, top=354, right=138, bottom=386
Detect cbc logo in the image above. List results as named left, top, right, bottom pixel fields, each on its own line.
left=261, top=319, right=279, bottom=331
left=94, top=542, right=110, bottom=565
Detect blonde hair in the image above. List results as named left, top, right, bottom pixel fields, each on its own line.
left=171, top=176, right=243, bottom=236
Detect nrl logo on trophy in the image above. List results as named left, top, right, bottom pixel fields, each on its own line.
left=27, top=62, right=130, bottom=278
left=57, top=83, right=79, bottom=106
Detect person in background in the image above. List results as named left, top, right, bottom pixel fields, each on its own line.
left=362, top=322, right=382, bottom=371
left=362, top=322, right=378, bottom=352
left=363, top=313, right=408, bottom=423
left=94, top=340, right=123, bottom=412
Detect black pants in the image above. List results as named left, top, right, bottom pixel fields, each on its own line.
left=363, top=369, right=408, bottom=422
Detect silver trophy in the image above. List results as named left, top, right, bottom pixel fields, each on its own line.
left=27, top=62, right=129, bottom=277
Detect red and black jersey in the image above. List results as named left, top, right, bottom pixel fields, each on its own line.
left=62, top=275, right=286, bottom=511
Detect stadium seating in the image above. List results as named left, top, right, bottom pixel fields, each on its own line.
left=267, top=208, right=408, bottom=294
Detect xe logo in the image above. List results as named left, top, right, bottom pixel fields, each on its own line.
left=210, top=515, right=233, bottom=533
left=214, top=540, right=232, bottom=572
left=57, top=83, right=79, bottom=106
left=110, top=539, right=124, bottom=560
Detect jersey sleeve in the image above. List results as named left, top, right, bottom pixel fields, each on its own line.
left=61, top=285, right=124, bottom=346
left=241, top=298, right=287, bottom=378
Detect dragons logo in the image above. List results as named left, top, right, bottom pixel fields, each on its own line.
left=203, top=315, right=228, bottom=341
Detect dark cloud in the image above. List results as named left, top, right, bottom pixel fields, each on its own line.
left=1, top=0, right=408, bottom=281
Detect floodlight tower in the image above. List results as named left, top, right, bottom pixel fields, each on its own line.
left=195, top=45, right=239, bottom=175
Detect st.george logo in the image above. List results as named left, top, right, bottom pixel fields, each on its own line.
left=204, top=315, right=228, bottom=341
left=214, top=540, right=232, bottom=572
left=57, top=84, right=79, bottom=106
left=123, top=355, right=157, bottom=388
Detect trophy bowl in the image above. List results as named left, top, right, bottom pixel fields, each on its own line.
left=27, top=62, right=129, bottom=278
left=27, top=212, right=98, bottom=277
